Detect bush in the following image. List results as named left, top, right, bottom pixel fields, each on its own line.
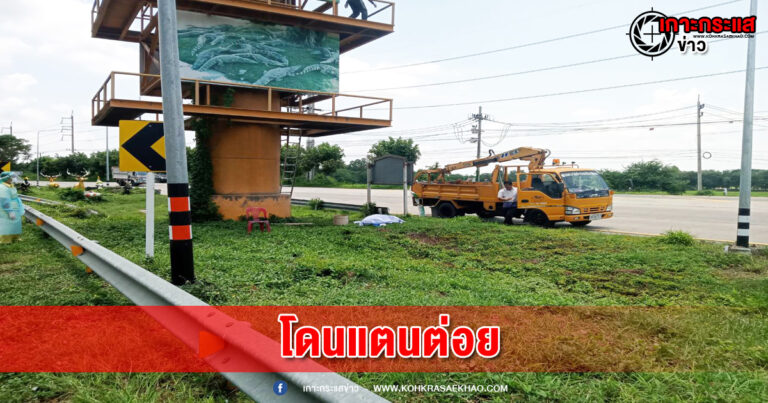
left=361, top=202, right=378, bottom=217
left=85, top=193, right=104, bottom=202
left=307, top=198, right=324, bottom=210
left=660, top=230, right=696, bottom=246
left=59, top=188, right=85, bottom=202
left=295, top=174, right=338, bottom=188
left=695, top=190, right=715, bottom=196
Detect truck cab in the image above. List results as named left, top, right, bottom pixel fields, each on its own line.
left=510, top=166, right=613, bottom=226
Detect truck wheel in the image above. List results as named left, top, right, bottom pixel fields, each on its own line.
left=436, top=202, right=457, bottom=218
left=525, top=210, right=554, bottom=227
left=571, top=221, right=591, bottom=227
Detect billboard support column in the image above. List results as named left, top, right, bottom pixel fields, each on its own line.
left=158, top=0, right=195, bottom=284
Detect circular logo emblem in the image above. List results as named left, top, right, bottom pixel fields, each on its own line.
left=629, top=10, right=676, bottom=58
left=273, top=380, right=287, bottom=396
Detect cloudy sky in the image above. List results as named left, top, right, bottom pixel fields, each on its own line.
left=1, top=0, right=766, bottom=172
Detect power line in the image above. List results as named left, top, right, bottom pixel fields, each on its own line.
left=348, top=29, right=767, bottom=92
left=344, top=0, right=744, bottom=74
left=392, top=66, right=768, bottom=110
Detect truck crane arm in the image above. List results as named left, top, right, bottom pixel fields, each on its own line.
left=415, top=147, right=550, bottom=181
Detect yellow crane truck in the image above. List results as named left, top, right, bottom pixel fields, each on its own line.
left=411, top=147, right=614, bottom=227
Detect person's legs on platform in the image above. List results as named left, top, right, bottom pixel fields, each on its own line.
left=348, top=0, right=363, bottom=18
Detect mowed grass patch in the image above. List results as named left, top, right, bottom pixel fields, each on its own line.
left=2, top=187, right=767, bottom=401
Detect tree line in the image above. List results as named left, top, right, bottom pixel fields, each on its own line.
left=4, top=134, right=766, bottom=192
left=599, top=160, right=768, bottom=194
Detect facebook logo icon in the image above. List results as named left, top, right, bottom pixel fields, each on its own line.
left=273, top=380, right=287, bottom=396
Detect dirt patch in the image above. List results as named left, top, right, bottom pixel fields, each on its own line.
left=618, top=269, right=645, bottom=275
left=0, top=262, right=21, bottom=275
left=716, top=269, right=767, bottom=280
left=408, top=232, right=448, bottom=246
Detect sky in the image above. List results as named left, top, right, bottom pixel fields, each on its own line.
left=1, top=0, right=766, bottom=174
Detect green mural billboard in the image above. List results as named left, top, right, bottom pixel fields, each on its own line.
left=177, top=11, right=340, bottom=93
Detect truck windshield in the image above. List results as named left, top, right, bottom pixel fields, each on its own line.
left=560, top=171, right=610, bottom=198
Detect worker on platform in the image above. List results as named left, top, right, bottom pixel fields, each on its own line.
left=346, top=0, right=377, bottom=20
left=498, top=181, right=518, bottom=225
left=0, top=171, right=24, bottom=244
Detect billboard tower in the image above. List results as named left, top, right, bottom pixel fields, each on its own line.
left=90, top=0, right=394, bottom=218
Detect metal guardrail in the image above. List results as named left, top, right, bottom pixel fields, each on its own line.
left=23, top=205, right=386, bottom=403
left=292, top=199, right=389, bottom=214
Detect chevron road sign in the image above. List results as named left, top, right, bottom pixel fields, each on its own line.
left=119, top=121, right=166, bottom=172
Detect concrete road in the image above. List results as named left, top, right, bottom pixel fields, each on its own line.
left=294, top=187, right=768, bottom=244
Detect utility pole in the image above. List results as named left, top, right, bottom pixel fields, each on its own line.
left=1, top=122, right=12, bottom=136
left=470, top=106, right=488, bottom=181
left=697, top=96, right=705, bottom=191
left=60, top=112, right=74, bottom=154
left=734, top=0, right=758, bottom=251
left=158, top=0, right=195, bottom=284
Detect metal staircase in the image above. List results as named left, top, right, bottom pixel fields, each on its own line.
left=280, top=127, right=303, bottom=197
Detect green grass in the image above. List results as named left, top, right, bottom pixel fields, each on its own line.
left=1, top=186, right=767, bottom=402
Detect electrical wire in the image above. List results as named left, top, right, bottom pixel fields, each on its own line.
left=348, top=30, right=768, bottom=93
left=392, top=66, right=768, bottom=110
left=344, top=0, right=745, bottom=74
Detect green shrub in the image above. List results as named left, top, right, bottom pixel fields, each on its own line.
left=59, top=188, right=85, bottom=202
left=361, top=202, right=378, bottom=217
left=307, top=198, right=324, bottom=210
left=295, top=174, right=339, bottom=188
left=85, top=193, right=104, bottom=202
left=660, top=230, right=696, bottom=246
left=695, top=190, right=715, bottom=196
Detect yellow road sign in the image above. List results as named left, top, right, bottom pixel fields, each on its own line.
left=119, top=121, right=166, bottom=172
left=0, top=161, right=10, bottom=173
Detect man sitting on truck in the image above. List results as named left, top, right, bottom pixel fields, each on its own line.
left=498, top=181, right=518, bottom=225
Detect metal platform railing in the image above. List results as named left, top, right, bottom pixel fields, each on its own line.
left=92, top=72, right=393, bottom=124
left=23, top=205, right=387, bottom=403
left=92, top=0, right=395, bottom=32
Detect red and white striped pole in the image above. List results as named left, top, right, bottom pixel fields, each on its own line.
left=158, top=0, right=195, bottom=284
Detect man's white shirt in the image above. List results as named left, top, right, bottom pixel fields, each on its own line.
left=498, top=187, right=518, bottom=201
